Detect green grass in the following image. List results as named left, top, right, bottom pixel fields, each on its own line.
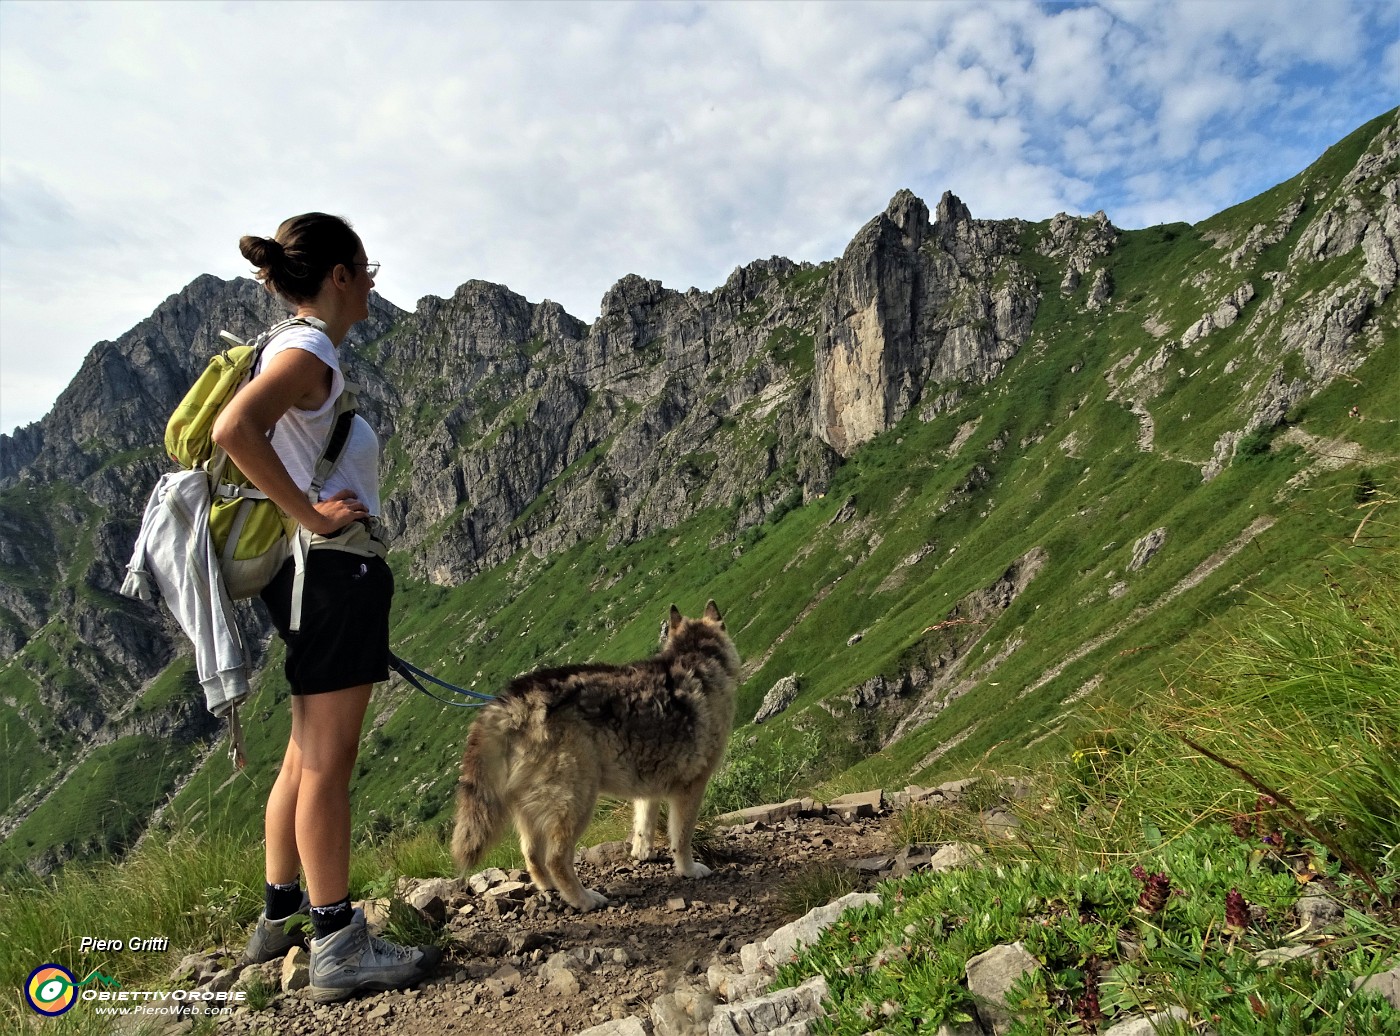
left=1, top=735, right=202, bottom=871
left=0, top=725, right=56, bottom=822
left=777, top=825, right=1397, bottom=1034
left=775, top=540, right=1400, bottom=1035
left=1081, top=543, right=1400, bottom=871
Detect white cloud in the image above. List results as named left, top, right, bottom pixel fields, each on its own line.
left=1386, top=37, right=1400, bottom=90
left=1, top=0, right=1396, bottom=432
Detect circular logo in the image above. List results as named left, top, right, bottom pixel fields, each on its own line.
left=25, top=964, right=77, bottom=1016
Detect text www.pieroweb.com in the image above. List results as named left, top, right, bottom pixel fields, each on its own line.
left=85, top=989, right=245, bottom=1017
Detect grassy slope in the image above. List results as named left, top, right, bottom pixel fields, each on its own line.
left=151, top=336, right=1392, bottom=851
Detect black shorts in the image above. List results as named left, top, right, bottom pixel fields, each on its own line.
left=260, top=550, right=393, bottom=695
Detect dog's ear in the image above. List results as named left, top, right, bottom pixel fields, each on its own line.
left=669, top=604, right=683, bottom=633
left=704, top=600, right=724, bottom=628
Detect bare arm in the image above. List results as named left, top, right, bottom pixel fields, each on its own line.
left=211, top=348, right=367, bottom=536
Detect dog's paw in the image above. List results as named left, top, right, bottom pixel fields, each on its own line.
left=677, top=860, right=712, bottom=879
left=570, top=887, right=609, bottom=912
left=630, top=837, right=659, bottom=862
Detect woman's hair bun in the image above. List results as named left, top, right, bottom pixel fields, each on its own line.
left=239, top=234, right=285, bottom=270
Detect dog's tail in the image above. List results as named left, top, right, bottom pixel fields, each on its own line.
left=452, top=715, right=511, bottom=871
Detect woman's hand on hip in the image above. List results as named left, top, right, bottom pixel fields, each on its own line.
left=311, top=489, right=369, bottom=535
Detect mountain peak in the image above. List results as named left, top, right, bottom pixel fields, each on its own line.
left=884, top=189, right=931, bottom=247
left=934, top=190, right=972, bottom=229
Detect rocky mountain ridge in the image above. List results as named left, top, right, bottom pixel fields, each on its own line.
left=1, top=108, right=1396, bottom=871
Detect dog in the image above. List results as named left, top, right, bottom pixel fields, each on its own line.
left=452, top=601, right=739, bottom=911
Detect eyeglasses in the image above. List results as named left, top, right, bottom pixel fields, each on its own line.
left=352, top=261, right=380, bottom=278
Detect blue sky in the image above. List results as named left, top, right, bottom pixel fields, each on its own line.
left=1, top=0, right=1397, bottom=433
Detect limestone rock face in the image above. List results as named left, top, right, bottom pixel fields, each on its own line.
left=812, top=190, right=1040, bottom=457
left=1294, top=109, right=1399, bottom=300
left=4, top=276, right=279, bottom=486
left=1280, top=110, right=1399, bottom=378
left=368, top=252, right=833, bottom=584
left=1086, top=267, right=1114, bottom=311
left=1042, top=208, right=1119, bottom=303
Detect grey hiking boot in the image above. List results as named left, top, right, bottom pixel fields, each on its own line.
left=241, top=893, right=312, bottom=964
left=307, top=908, right=435, bottom=1003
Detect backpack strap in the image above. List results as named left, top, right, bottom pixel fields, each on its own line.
left=288, top=381, right=361, bottom=634
left=247, top=316, right=324, bottom=378
left=227, top=701, right=248, bottom=770
left=309, top=381, right=360, bottom=495
left=205, top=316, right=326, bottom=489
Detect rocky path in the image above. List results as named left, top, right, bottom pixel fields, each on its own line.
left=192, top=792, right=923, bottom=1036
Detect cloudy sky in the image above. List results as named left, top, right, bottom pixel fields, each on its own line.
left=1, top=1, right=1397, bottom=434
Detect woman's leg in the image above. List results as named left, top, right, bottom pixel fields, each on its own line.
left=264, top=735, right=304, bottom=887
left=288, top=684, right=373, bottom=907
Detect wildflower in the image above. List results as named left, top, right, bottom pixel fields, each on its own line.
left=1074, top=955, right=1104, bottom=1030
left=1255, top=797, right=1278, bottom=836
left=1225, top=888, right=1250, bottom=934
left=1248, top=795, right=1289, bottom=848
left=1230, top=813, right=1253, bottom=840
left=1133, top=868, right=1173, bottom=915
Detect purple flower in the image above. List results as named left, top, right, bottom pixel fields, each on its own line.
left=1134, top=869, right=1174, bottom=915
left=1225, top=888, right=1250, bottom=933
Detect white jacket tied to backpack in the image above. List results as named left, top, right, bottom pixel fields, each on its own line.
left=123, top=469, right=250, bottom=717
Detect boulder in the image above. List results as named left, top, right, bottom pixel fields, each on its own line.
left=1128, top=528, right=1168, bottom=572
left=1295, top=891, right=1344, bottom=932
left=966, top=942, right=1040, bottom=1035
left=754, top=675, right=800, bottom=724
left=828, top=789, right=884, bottom=820
left=468, top=867, right=511, bottom=894
left=718, top=799, right=823, bottom=827
left=281, top=946, right=309, bottom=992
left=764, top=893, right=882, bottom=966
left=707, top=975, right=830, bottom=1036
left=929, top=842, right=986, bottom=872
left=576, top=1018, right=654, bottom=1036
left=1351, top=965, right=1400, bottom=1010
left=1101, top=1007, right=1192, bottom=1036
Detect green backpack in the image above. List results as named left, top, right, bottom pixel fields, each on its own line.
left=165, top=317, right=357, bottom=600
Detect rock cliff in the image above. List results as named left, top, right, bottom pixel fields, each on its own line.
left=813, top=190, right=1043, bottom=456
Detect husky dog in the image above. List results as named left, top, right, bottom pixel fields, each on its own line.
left=452, top=601, right=740, bottom=911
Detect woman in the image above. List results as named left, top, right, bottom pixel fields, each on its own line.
left=213, top=212, right=433, bottom=1002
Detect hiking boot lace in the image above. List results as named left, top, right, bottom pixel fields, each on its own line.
left=369, top=933, right=418, bottom=964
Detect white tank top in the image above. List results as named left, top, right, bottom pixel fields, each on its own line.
left=259, top=322, right=382, bottom=516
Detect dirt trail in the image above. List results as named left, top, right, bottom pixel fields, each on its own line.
left=207, top=808, right=897, bottom=1036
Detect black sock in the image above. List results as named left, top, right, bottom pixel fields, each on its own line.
left=265, top=880, right=303, bottom=920
left=310, top=896, right=353, bottom=939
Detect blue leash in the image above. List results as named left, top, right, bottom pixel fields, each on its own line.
left=388, top=653, right=495, bottom=708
